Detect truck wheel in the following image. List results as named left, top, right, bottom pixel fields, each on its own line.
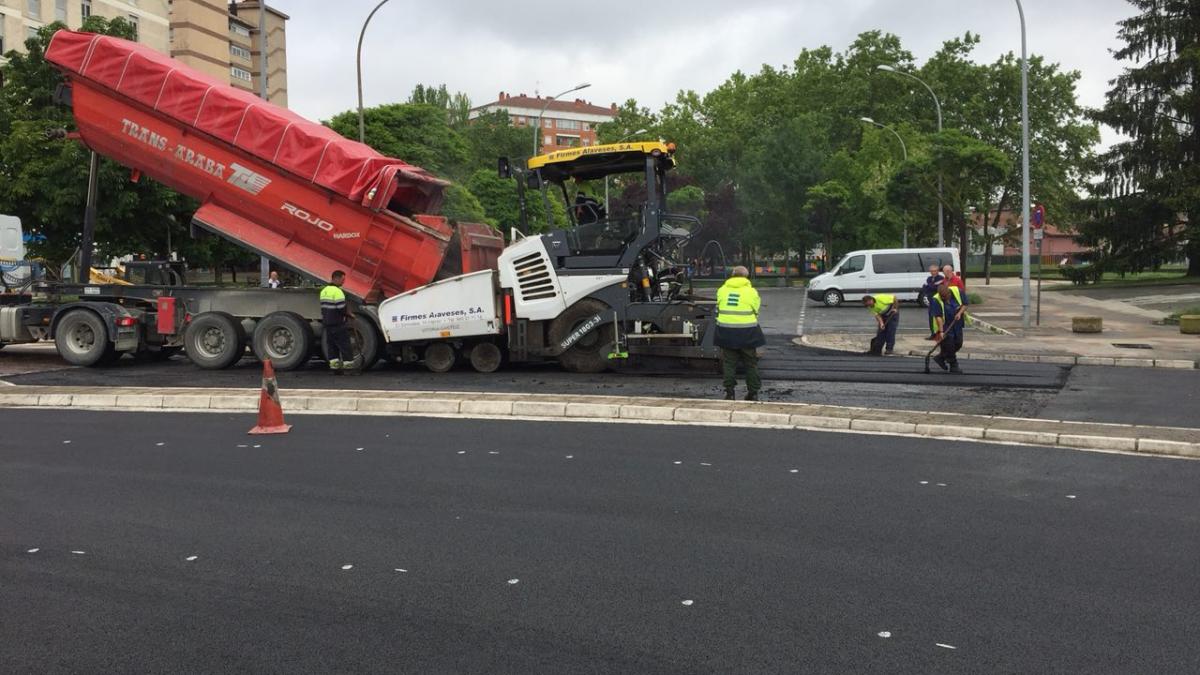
left=55, top=309, right=111, bottom=367
left=548, top=299, right=614, bottom=374
left=423, top=342, right=456, bottom=373
left=468, top=342, right=503, bottom=373
left=822, top=289, right=844, bottom=307
left=253, top=312, right=313, bottom=371
left=184, top=312, right=246, bottom=370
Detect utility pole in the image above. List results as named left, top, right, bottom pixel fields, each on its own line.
left=1016, top=0, right=1032, bottom=329
left=257, top=0, right=271, bottom=287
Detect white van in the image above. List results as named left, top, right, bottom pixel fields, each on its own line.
left=807, top=247, right=959, bottom=307
left=0, top=215, right=31, bottom=289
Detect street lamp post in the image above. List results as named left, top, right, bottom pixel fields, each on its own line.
left=258, top=0, right=272, bottom=286
left=532, top=82, right=591, bottom=156
left=1015, top=0, right=1032, bottom=330
left=605, top=128, right=647, bottom=212
left=860, top=117, right=909, bottom=247
left=356, top=0, right=392, bottom=143
left=877, top=64, right=944, bottom=247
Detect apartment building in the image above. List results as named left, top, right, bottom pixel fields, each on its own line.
left=1, top=1, right=287, bottom=108
left=471, top=91, right=618, bottom=154
left=0, top=1, right=169, bottom=58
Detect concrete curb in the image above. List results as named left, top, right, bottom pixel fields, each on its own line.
left=1, top=386, right=1197, bottom=460
left=796, top=335, right=1196, bottom=370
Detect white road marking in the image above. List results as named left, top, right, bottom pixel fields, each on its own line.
left=355, top=447, right=365, bottom=452
left=878, top=631, right=891, bottom=638
left=936, top=643, right=957, bottom=650
left=26, top=548, right=39, bottom=554
left=674, top=461, right=683, bottom=465
left=919, top=481, right=929, bottom=485
left=507, top=578, right=520, bottom=585
left=700, top=462, right=712, bottom=466
left=394, top=568, right=408, bottom=573
left=796, top=292, right=809, bottom=337
left=156, top=442, right=165, bottom=446
left=1066, top=495, right=1077, bottom=499
left=70, top=550, right=86, bottom=555
left=936, top=483, right=947, bottom=487
left=565, top=455, right=574, bottom=459
left=681, top=599, right=694, bottom=606
left=62, top=440, right=71, bottom=444
left=457, top=450, right=466, bottom=454
left=237, top=444, right=248, bottom=448
left=341, top=564, right=353, bottom=570
left=185, top=555, right=198, bottom=562
left=488, top=451, right=499, bottom=455
left=252, top=445, right=261, bottom=448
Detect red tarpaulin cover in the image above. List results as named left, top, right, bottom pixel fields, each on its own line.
left=44, top=29, right=447, bottom=213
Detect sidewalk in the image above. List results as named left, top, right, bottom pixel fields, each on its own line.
left=804, top=278, right=1199, bottom=369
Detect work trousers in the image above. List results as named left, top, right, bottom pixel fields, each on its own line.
left=939, top=332, right=961, bottom=367
left=877, top=311, right=899, bottom=351
left=326, top=324, right=354, bottom=368
left=721, top=347, right=761, bottom=393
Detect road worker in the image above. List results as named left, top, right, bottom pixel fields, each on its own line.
left=932, top=284, right=967, bottom=374
left=320, top=270, right=356, bottom=374
left=715, top=266, right=765, bottom=401
left=862, top=293, right=899, bottom=355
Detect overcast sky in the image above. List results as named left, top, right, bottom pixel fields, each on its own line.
left=281, top=0, right=1133, bottom=143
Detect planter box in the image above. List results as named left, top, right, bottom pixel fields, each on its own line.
left=1072, top=316, right=1103, bottom=333
left=1181, top=315, right=1200, bottom=335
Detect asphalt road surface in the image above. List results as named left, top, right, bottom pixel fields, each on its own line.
left=3, top=410, right=1199, bottom=673
left=4, top=289, right=1198, bottom=426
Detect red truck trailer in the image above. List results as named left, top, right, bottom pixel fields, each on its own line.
left=0, top=29, right=502, bottom=370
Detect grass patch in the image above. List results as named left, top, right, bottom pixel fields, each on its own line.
left=1048, top=273, right=1200, bottom=291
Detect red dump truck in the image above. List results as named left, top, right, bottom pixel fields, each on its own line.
left=0, top=30, right=719, bottom=374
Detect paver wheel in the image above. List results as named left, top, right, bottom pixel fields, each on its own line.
left=548, top=299, right=613, bottom=374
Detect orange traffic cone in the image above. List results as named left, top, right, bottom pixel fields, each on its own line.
left=249, top=359, right=291, bottom=434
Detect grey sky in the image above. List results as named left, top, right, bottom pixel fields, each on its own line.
left=281, top=0, right=1132, bottom=143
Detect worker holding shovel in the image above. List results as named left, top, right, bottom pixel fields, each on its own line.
left=930, top=285, right=967, bottom=374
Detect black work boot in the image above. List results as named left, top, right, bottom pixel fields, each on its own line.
left=724, top=389, right=735, bottom=400
left=745, top=391, right=759, bottom=402
left=932, top=355, right=948, bottom=371
left=949, top=363, right=963, bottom=374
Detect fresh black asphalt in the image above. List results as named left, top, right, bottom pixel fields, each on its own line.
left=3, top=410, right=1199, bottom=673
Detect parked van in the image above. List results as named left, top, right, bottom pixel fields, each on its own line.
left=806, top=247, right=959, bottom=307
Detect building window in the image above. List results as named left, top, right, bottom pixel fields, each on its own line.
left=555, top=135, right=581, bottom=148
left=0, top=35, right=5, bottom=55
left=231, top=66, right=252, bottom=82
left=543, top=118, right=553, bottom=128
left=229, top=21, right=250, bottom=37
left=27, top=0, right=41, bottom=20
left=128, top=15, right=139, bottom=41
left=27, top=26, right=39, bottom=41
left=544, top=134, right=552, bottom=147
left=230, top=44, right=251, bottom=60
left=56, top=0, right=67, bottom=22
left=557, top=119, right=581, bottom=131
left=81, top=0, right=91, bottom=19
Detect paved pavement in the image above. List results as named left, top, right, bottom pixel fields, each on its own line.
left=4, top=410, right=1199, bottom=673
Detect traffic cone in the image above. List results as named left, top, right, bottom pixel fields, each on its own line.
left=249, top=359, right=291, bottom=434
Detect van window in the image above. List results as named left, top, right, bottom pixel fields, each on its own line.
left=873, top=252, right=923, bottom=274
left=838, top=254, right=865, bottom=275
left=919, top=251, right=953, bottom=270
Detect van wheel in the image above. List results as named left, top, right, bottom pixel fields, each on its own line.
left=55, top=309, right=110, bottom=366
left=822, top=289, right=844, bottom=307
left=184, top=312, right=246, bottom=370
left=424, top=342, right=456, bottom=373
left=253, top=312, right=313, bottom=371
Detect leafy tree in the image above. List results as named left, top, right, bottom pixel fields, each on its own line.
left=408, top=84, right=472, bottom=128
left=439, top=183, right=490, bottom=224
left=804, top=180, right=851, bottom=264
left=326, top=103, right=470, bottom=178
left=1092, top=0, right=1200, bottom=275
left=460, top=110, right=528, bottom=173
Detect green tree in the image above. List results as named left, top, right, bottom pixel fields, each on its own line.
left=460, top=110, right=528, bottom=172
left=439, top=183, right=490, bottom=224
left=1092, top=0, right=1200, bottom=275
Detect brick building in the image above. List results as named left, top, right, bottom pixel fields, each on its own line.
left=471, top=91, right=618, bottom=154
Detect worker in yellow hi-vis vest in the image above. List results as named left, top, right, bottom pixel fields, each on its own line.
left=320, top=270, right=356, bottom=374
left=715, top=266, right=766, bottom=401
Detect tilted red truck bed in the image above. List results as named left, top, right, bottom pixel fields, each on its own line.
left=44, top=29, right=501, bottom=299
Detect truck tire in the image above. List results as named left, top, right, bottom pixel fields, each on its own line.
left=322, top=314, right=381, bottom=372
left=55, top=309, right=111, bottom=367
left=423, top=342, right=456, bottom=373
left=253, top=311, right=313, bottom=371
left=468, top=342, right=503, bottom=373
left=184, top=312, right=246, bottom=370
left=548, top=299, right=614, bottom=374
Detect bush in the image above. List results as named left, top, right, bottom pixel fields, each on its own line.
left=1059, top=264, right=1103, bottom=285
left=967, top=292, right=984, bottom=305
